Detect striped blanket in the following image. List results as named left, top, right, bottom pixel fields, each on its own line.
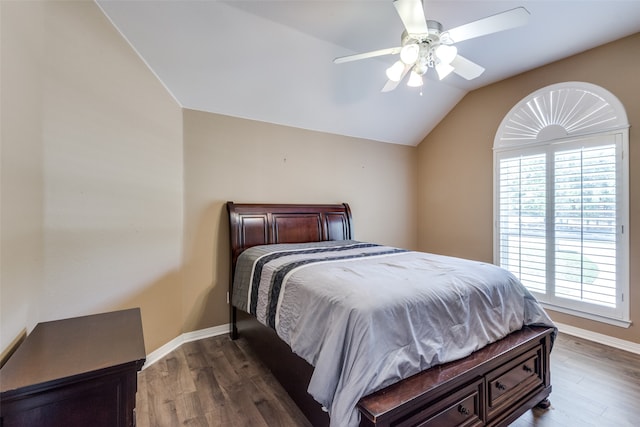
left=232, top=240, right=555, bottom=427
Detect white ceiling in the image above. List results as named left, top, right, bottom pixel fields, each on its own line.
left=96, top=0, right=640, bottom=146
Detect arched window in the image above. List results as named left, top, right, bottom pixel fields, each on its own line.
left=493, top=82, right=630, bottom=326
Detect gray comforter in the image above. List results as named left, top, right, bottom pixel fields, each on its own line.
left=232, top=240, right=556, bottom=427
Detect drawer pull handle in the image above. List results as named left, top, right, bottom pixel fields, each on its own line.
left=523, top=364, right=533, bottom=373
left=458, top=404, right=470, bottom=416
left=496, top=381, right=507, bottom=391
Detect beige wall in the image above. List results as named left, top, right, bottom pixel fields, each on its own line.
left=1, top=0, right=417, bottom=357
left=1, top=0, right=184, bottom=356
left=417, top=33, right=640, bottom=344
left=0, top=0, right=45, bottom=362
left=181, top=109, right=418, bottom=332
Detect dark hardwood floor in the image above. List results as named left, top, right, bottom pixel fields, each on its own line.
left=136, top=336, right=311, bottom=427
left=510, top=333, right=640, bottom=427
left=136, top=332, right=640, bottom=426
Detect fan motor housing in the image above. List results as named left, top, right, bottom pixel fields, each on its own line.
left=401, top=20, right=443, bottom=47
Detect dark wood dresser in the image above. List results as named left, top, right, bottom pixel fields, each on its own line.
left=0, top=308, right=146, bottom=427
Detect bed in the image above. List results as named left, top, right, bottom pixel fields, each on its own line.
left=227, top=202, right=555, bottom=427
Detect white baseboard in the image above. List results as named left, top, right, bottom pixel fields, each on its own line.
left=142, top=321, right=640, bottom=369
left=555, top=322, right=640, bottom=355
left=143, top=323, right=230, bottom=369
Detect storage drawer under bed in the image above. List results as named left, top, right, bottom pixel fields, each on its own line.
left=394, top=378, right=484, bottom=427
left=486, top=345, right=544, bottom=421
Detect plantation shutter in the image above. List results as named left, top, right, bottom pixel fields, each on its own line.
left=496, top=134, right=625, bottom=321
left=498, top=153, right=546, bottom=294
left=553, top=144, right=617, bottom=307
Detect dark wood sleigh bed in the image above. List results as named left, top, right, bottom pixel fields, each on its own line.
left=227, top=202, right=553, bottom=427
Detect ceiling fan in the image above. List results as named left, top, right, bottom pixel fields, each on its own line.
left=333, top=0, right=530, bottom=92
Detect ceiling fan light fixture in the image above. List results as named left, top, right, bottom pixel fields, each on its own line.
left=400, top=43, right=420, bottom=65
left=334, top=3, right=530, bottom=93
left=386, top=60, right=406, bottom=82
left=435, top=62, right=455, bottom=80
left=435, top=44, right=458, bottom=65
left=407, top=70, right=423, bottom=87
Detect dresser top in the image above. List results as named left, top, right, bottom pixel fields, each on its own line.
left=0, top=308, right=146, bottom=395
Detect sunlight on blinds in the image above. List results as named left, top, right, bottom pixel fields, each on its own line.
left=499, top=154, right=546, bottom=293
left=554, top=145, right=617, bottom=307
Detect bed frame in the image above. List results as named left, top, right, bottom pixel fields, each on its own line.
left=227, top=202, right=553, bottom=427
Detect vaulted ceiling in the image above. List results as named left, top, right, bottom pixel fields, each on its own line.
left=97, top=1, right=640, bottom=146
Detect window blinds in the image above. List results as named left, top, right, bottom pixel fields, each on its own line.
left=553, top=145, right=617, bottom=307
left=497, top=139, right=620, bottom=311
left=499, top=154, right=546, bottom=294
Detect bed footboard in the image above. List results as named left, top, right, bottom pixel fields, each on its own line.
left=358, top=326, right=553, bottom=427
left=237, top=310, right=552, bottom=427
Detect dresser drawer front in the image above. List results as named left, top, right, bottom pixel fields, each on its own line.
left=0, top=374, right=124, bottom=427
left=394, top=379, right=484, bottom=427
left=487, top=346, right=543, bottom=418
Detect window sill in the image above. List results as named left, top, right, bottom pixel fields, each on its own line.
left=540, top=302, right=632, bottom=328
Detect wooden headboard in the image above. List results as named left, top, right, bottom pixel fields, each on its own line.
left=226, top=201, right=353, bottom=338
left=226, top=201, right=353, bottom=270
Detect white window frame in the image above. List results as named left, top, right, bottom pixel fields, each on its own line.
left=493, top=82, right=630, bottom=327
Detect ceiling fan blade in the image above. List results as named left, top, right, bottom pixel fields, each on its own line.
left=393, top=0, right=429, bottom=35
left=450, top=55, right=485, bottom=80
left=334, top=47, right=401, bottom=64
left=382, top=64, right=411, bottom=92
left=444, top=7, right=530, bottom=43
